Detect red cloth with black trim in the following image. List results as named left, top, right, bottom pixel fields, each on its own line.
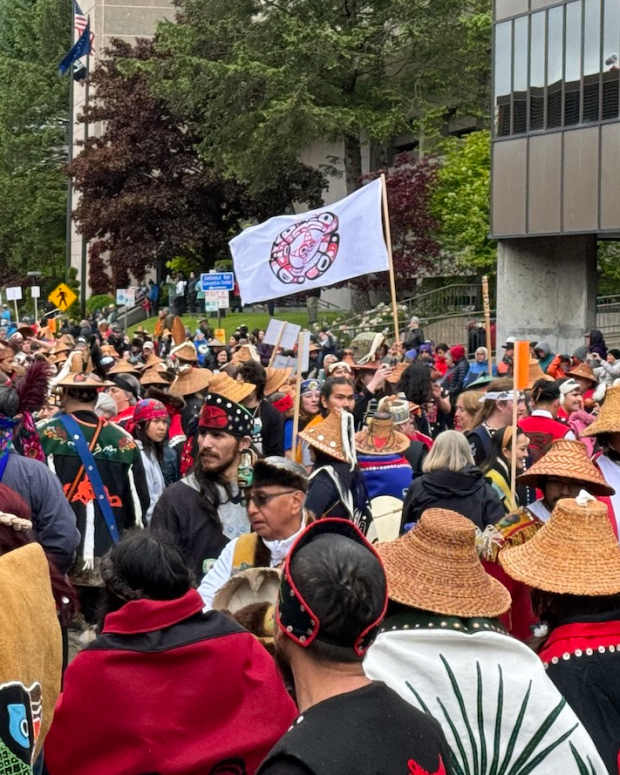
left=44, top=589, right=297, bottom=775
left=518, top=413, right=569, bottom=464
left=539, top=614, right=620, bottom=775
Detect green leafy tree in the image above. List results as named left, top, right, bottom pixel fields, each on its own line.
left=0, top=0, right=71, bottom=285
left=431, top=129, right=495, bottom=272
left=149, top=0, right=491, bottom=195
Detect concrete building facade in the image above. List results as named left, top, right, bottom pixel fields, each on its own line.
left=492, top=0, right=620, bottom=352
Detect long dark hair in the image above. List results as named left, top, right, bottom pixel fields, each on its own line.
left=481, top=425, right=527, bottom=473
left=133, top=421, right=164, bottom=463
left=99, top=531, right=192, bottom=625
left=531, top=589, right=620, bottom=635
left=397, top=362, right=432, bottom=405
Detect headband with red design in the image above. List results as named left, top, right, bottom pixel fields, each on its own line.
left=198, top=392, right=253, bottom=438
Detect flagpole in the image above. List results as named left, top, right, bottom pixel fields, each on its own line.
left=482, top=275, right=492, bottom=375
left=291, top=332, right=304, bottom=461
left=380, top=173, right=400, bottom=346
left=65, top=71, right=74, bottom=285
left=79, top=20, right=90, bottom=317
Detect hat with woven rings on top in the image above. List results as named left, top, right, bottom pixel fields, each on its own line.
left=378, top=508, right=511, bottom=618
left=500, top=496, right=620, bottom=596
left=517, top=439, right=615, bottom=496
left=581, top=384, right=620, bottom=436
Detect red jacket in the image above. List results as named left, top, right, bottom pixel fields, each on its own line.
left=518, top=412, right=569, bottom=463
left=45, top=590, right=296, bottom=775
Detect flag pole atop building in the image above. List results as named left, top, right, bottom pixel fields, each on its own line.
left=380, top=174, right=400, bottom=346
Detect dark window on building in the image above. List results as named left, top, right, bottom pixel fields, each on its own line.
left=530, top=11, right=546, bottom=130
left=494, top=0, right=620, bottom=137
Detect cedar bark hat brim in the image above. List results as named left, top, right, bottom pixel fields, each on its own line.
left=517, top=439, right=615, bottom=496
left=378, top=508, right=511, bottom=618
left=500, top=497, right=620, bottom=595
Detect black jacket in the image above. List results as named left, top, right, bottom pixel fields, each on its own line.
left=402, top=465, right=504, bottom=529
left=259, top=399, right=284, bottom=457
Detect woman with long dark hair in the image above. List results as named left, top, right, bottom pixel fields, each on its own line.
left=128, top=399, right=179, bottom=523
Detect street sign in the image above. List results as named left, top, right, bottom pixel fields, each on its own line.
left=115, top=288, right=136, bottom=307
left=204, top=290, right=229, bottom=310
left=48, top=283, right=76, bottom=311
left=6, top=287, right=22, bottom=302
left=30, top=286, right=40, bottom=299
left=200, top=272, right=234, bottom=292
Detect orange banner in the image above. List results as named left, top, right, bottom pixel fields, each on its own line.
left=514, top=340, right=531, bottom=391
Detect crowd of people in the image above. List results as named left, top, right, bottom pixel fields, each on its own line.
left=0, top=306, right=619, bottom=774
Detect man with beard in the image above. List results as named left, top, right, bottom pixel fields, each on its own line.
left=258, top=519, right=452, bottom=775
left=151, top=389, right=253, bottom=580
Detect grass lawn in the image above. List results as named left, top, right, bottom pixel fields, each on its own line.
left=129, top=308, right=342, bottom=337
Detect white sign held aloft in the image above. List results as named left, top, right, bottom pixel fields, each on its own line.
left=6, top=287, right=22, bottom=301
left=30, top=286, right=40, bottom=299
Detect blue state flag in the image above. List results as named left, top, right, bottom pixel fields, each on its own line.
left=58, top=23, right=91, bottom=75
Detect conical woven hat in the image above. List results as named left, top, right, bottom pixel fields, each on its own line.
left=107, top=359, right=141, bottom=375
left=299, top=411, right=351, bottom=463
left=500, top=497, right=620, bottom=595
left=232, top=344, right=260, bottom=363
left=169, top=367, right=212, bottom=397
left=170, top=341, right=198, bottom=363
left=142, top=352, right=162, bottom=369
left=140, top=367, right=170, bottom=387
left=265, top=367, right=292, bottom=396
left=526, top=359, right=554, bottom=389
left=207, top=371, right=255, bottom=404
left=581, top=384, right=620, bottom=436
left=355, top=414, right=410, bottom=456
left=378, top=509, right=511, bottom=618
left=567, top=362, right=597, bottom=386
left=517, top=439, right=614, bottom=495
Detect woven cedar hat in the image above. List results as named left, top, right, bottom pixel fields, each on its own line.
left=265, top=367, right=292, bottom=396
left=170, top=341, right=198, bottom=363
left=140, top=367, right=170, bottom=387
left=171, top=316, right=186, bottom=346
left=169, top=367, right=213, bottom=397
left=378, top=508, right=511, bottom=618
left=55, top=372, right=113, bottom=389
left=107, top=359, right=141, bottom=376
left=142, top=352, right=162, bottom=369
left=208, top=371, right=255, bottom=404
left=355, top=413, right=410, bottom=456
left=100, top=344, right=120, bottom=358
left=517, top=439, right=614, bottom=495
left=500, top=496, right=620, bottom=595
left=526, top=359, right=554, bottom=389
left=299, top=410, right=355, bottom=464
left=581, top=384, right=620, bottom=436
left=567, top=362, right=597, bottom=387
left=213, top=567, right=280, bottom=614
left=232, top=344, right=260, bottom=364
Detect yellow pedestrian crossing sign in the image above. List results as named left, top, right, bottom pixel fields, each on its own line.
left=48, top=283, right=77, bottom=312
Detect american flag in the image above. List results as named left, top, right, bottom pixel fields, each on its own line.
left=73, top=0, right=94, bottom=48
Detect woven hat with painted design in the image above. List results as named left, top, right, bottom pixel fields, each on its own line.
left=517, top=439, right=614, bottom=495
left=581, top=384, right=620, bottom=436
left=378, top=508, right=511, bottom=618
left=299, top=410, right=357, bottom=464
left=500, top=495, right=620, bottom=595
left=355, top=413, right=410, bottom=456
left=169, top=367, right=212, bottom=397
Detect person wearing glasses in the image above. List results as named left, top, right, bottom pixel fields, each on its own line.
left=198, top=457, right=308, bottom=609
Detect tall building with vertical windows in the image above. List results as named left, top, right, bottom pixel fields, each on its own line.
left=492, top=0, right=619, bottom=351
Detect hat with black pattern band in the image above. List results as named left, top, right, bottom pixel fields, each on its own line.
left=198, top=392, right=253, bottom=438
left=276, top=518, right=388, bottom=657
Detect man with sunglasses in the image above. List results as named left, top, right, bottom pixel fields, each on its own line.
left=198, top=457, right=307, bottom=609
